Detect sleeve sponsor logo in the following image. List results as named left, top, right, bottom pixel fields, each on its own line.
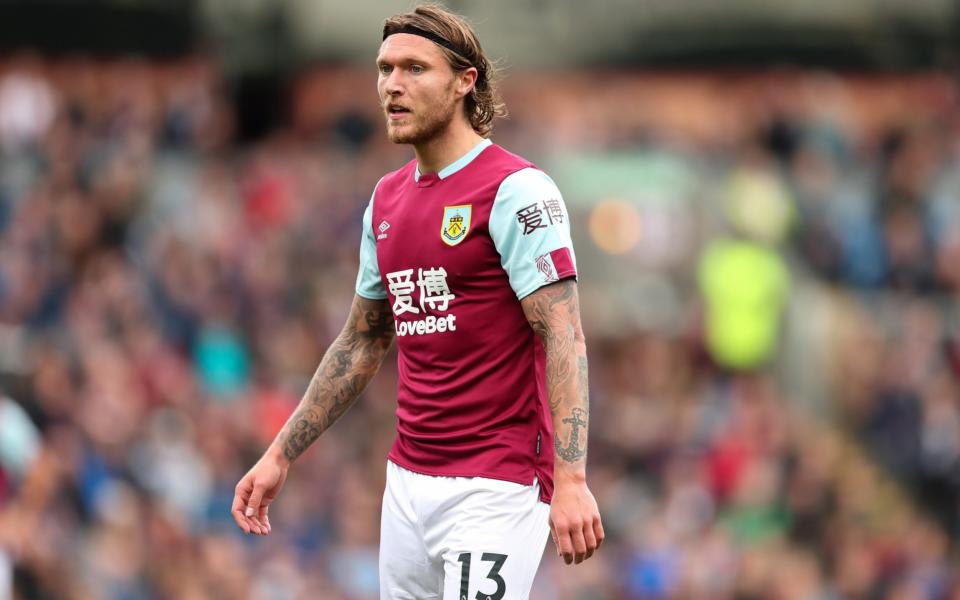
left=515, top=198, right=565, bottom=235
left=535, top=253, right=559, bottom=283
left=535, top=248, right=576, bottom=284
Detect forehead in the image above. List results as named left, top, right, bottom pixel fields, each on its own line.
left=377, top=33, right=446, bottom=65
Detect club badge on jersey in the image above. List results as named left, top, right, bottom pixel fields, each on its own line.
left=441, top=205, right=472, bottom=246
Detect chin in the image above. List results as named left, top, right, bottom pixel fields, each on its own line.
left=387, top=124, right=423, bottom=145
left=387, top=130, right=413, bottom=144
left=385, top=112, right=452, bottom=145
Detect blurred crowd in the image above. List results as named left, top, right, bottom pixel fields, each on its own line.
left=0, top=54, right=959, bottom=599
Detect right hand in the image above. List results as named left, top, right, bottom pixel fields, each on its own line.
left=231, top=451, right=289, bottom=535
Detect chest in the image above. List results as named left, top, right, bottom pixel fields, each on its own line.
left=373, top=183, right=500, bottom=290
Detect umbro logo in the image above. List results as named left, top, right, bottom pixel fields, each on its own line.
left=377, top=220, right=390, bottom=240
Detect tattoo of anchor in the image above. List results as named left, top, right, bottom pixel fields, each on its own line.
left=554, top=407, right=588, bottom=463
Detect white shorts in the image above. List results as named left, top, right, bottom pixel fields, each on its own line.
left=379, top=461, right=551, bottom=600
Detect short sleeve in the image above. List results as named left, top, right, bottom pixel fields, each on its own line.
left=489, top=168, right=578, bottom=300
left=355, top=181, right=388, bottom=300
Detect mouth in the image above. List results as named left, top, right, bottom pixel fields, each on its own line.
left=387, top=104, right=412, bottom=121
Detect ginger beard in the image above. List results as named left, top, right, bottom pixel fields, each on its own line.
left=383, top=77, right=461, bottom=145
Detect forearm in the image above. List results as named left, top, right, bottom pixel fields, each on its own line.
left=267, top=296, right=394, bottom=464
left=522, top=280, right=590, bottom=480
left=545, top=335, right=589, bottom=479
left=268, top=345, right=380, bottom=463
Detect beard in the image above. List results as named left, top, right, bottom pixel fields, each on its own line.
left=385, top=93, right=458, bottom=145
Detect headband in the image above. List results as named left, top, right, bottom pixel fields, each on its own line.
left=383, top=24, right=472, bottom=64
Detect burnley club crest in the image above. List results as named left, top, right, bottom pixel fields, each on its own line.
left=441, top=205, right=472, bottom=246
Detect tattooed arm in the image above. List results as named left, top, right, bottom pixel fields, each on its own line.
left=231, top=295, right=395, bottom=535
left=521, top=279, right=604, bottom=565
left=274, top=295, right=394, bottom=461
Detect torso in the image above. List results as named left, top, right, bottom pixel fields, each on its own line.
left=372, top=143, right=556, bottom=503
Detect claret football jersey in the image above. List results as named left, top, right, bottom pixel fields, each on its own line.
left=355, top=138, right=577, bottom=503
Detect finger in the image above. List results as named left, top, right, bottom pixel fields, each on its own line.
left=555, top=527, right=574, bottom=565
left=246, top=483, right=265, bottom=516
left=593, top=516, right=605, bottom=549
left=258, top=502, right=271, bottom=534
left=243, top=505, right=264, bottom=535
left=246, top=484, right=268, bottom=534
left=570, top=525, right=587, bottom=564
left=583, top=521, right=598, bottom=561
left=231, top=504, right=251, bottom=533
left=549, top=521, right=561, bottom=557
left=249, top=515, right=266, bottom=535
left=231, top=485, right=252, bottom=534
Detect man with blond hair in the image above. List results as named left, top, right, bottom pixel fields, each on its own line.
left=233, top=4, right=603, bottom=598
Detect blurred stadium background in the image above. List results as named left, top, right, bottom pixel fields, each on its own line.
left=1, top=0, right=960, bottom=598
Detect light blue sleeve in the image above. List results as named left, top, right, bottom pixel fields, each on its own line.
left=355, top=181, right=388, bottom=300
left=489, top=168, right=578, bottom=300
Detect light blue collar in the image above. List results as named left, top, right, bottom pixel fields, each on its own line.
left=414, top=138, right=492, bottom=182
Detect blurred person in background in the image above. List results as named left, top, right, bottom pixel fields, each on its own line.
left=232, top=4, right=603, bottom=599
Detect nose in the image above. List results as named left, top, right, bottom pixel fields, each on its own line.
left=381, top=69, right=404, bottom=99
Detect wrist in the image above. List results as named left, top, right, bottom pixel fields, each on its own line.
left=553, top=464, right=587, bottom=485
left=265, top=443, right=292, bottom=469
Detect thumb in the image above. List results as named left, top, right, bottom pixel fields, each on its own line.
left=245, top=481, right=266, bottom=517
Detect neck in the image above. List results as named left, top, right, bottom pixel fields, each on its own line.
left=413, top=119, right=484, bottom=175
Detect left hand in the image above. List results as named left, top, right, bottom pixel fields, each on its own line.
left=549, top=475, right=604, bottom=565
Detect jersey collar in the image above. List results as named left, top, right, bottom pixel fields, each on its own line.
left=414, top=138, right=492, bottom=184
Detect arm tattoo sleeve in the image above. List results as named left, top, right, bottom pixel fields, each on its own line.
left=278, top=296, right=395, bottom=462
left=521, top=280, right=590, bottom=467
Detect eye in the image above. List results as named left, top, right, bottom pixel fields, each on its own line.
left=379, top=64, right=393, bottom=75
left=410, top=64, right=424, bottom=74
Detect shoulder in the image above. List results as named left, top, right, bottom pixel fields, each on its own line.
left=499, top=167, right=558, bottom=192
left=378, top=159, right=418, bottom=191
left=494, top=167, right=562, bottom=208
left=485, top=143, right=537, bottom=171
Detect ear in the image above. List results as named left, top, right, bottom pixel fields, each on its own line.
left=455, top=67, right=478, bottom=100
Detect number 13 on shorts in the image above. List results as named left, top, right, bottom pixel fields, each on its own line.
left=454, top=552, right=508, bottom=600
